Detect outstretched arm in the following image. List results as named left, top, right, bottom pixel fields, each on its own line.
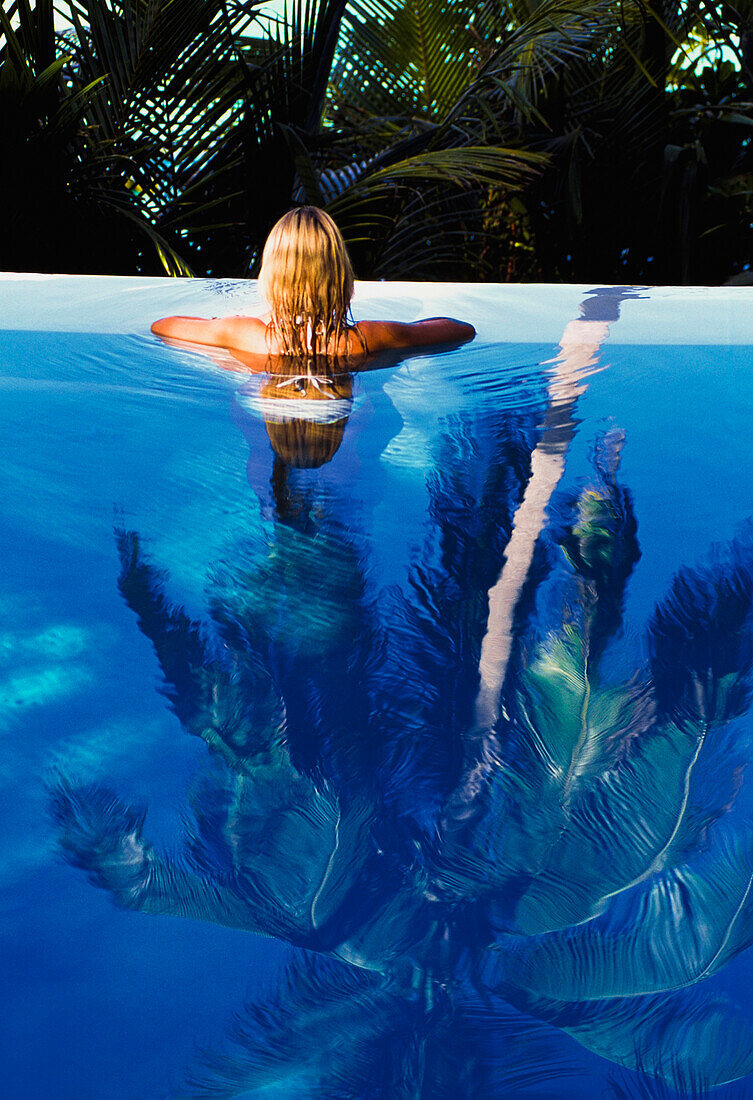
left=357, top=317, right=475, bottom=352
left=151, top=314, right=266, bottom=352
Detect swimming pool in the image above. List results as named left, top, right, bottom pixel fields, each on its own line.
left=2, top=276, right=753, bottom=1098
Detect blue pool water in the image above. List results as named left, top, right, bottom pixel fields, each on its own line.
left=2, top=278, right=753, bottom=1098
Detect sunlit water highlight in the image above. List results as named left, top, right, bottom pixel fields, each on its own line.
left=2, top=279, right=753, bottom=1099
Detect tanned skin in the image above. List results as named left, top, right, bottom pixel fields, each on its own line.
left=150, top=313, right=476, bottom=357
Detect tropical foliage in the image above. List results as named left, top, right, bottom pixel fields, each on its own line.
left=1, top=0, right=750, bottom=280
left=53, top=405, right=753, bottom=1095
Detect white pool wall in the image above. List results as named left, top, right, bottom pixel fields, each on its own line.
left=0, top=274, right=751, bottom=345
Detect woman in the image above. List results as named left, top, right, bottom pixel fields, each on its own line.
left=151, top=206, right=475, bottom=358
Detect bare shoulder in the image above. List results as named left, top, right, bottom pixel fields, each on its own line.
left=217, top=315, right=269, bottom=353
left=355, top=317, right=475, bottom=352
left=150, top=312, right=269, bottom=353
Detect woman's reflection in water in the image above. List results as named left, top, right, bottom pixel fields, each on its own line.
left=231, top=352, right=356, bottom=526
left=194, top=339, right=425, bottom=529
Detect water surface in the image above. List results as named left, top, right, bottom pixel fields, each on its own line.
left=2, top=280, right=753, bottom=1098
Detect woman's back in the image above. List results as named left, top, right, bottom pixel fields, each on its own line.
left=151, top=206, right=475, bottom=358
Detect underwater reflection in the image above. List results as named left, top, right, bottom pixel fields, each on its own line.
left=52, top=290, right=753, bottom=1097
left=189, top=341, right=425, bottom=528
left=230, top=356, right=359, bottom=530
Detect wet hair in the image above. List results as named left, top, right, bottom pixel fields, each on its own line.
left=264, top=415, right=348, bottom=468
left=260, top=369, right=353, bottom=469
left=258, top=206, right=361, bottom=360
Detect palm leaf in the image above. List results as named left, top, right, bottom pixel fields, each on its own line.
left=52, top=761, right=417, bottom=960
left=179, top=952, right=419, bottom=1099
left=181, top=952, right=584, bottom=1099
left=335, top=144, right=544, bottom=194
left=489, top=948, right=753, bottom=1092
left=52, top=780, right=259, bottom=929
left=495, top=823, right=753, bottom=1002
left=0, top=3, right=190, bottom=273
left=647, top=539, right=753, bottom=727
left=372, top=411, right=538, bottom=819
left=115, top=528, right=286, bottom=767
left=549, top=982, right=753, bottom=1091
left=58, top=526, right=430, bottom=967
left=437, top=456, right=753, bottom=939
left=331, top=0, right=478, bottom=120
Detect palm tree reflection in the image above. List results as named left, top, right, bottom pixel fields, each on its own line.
left=53, top=337, right=753, bottom=1096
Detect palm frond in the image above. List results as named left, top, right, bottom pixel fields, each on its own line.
left=497, top=822, right=753, bottom=1002
left=180, top=952, right=419, bottom=1100
left=561, top=983, right=753, bottom=1091
left=331, top=0, right=478, bottom=120
left=51, top=779, right=257, bottom=928
left=647, top=537, right=753, bottom=727
left=372, top=411, right=538, bottom=819
left=182, top=951, right=585, bottom=1099
left=436, top=446, right=753, bottom=942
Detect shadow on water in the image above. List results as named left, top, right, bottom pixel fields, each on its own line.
left=49, top=289, right=753, bottom=1098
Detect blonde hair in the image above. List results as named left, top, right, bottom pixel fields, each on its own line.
left=259, top=369, right=352, bottom=468
left=264, top=416, right=348, bottom=468
left=258, top=207, right=360, bottom=359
